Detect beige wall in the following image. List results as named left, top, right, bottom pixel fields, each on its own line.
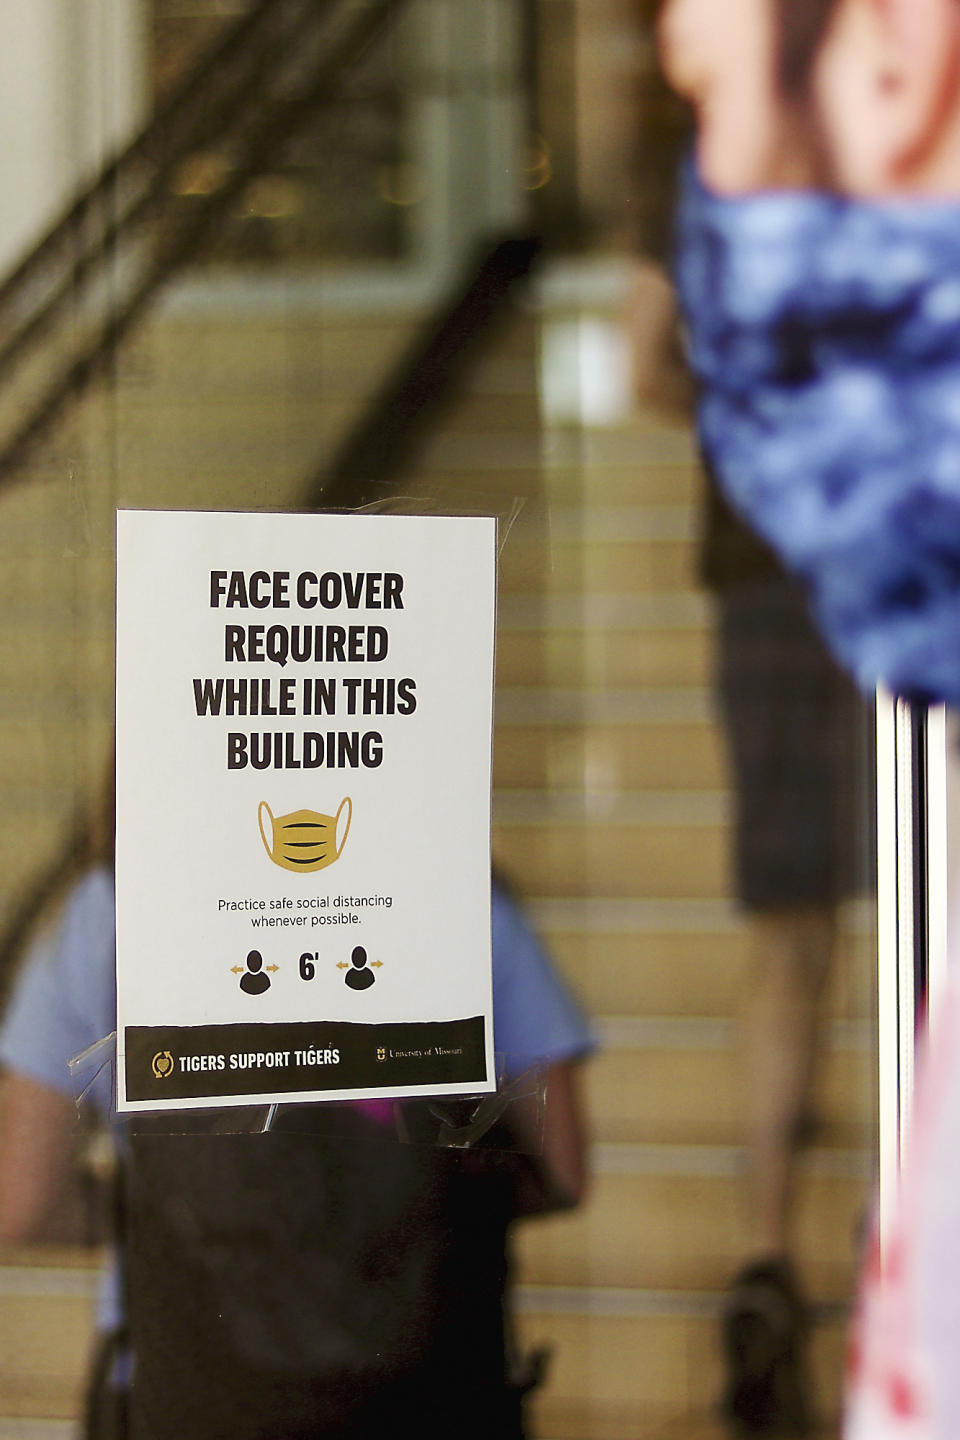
left=0, top=0, right=147, bottom=274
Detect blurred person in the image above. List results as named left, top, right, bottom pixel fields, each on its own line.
left=700, top=467, right=867, bottom=1438
left=630, top=253, right=869, bottom=1435
left=660, top=0, right=960, bottom=703
left=0, top=853, right=591, bottom=1440
left=657, top=1, right=960, bottom=1438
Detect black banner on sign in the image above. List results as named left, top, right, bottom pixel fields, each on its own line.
left=124, top=1016, right=487, bottom=1103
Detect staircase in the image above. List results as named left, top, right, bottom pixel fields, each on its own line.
left=411, top=276, right=876, bottom=1435
left=489, top=300, right=875, bottom=1437
left=0, top=267, right=875, bottom=1439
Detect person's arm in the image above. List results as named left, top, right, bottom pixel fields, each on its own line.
left=489, top=879, right=595, bottom=1214
left=0, top=869, right=117, bottom=1247
left=626, top=258, right=694, bottom=420
left=541, top=1059, right=587, bottom=1208
left=0, top=1069, right=77, bottom=1245
left=509, top=1058, right=588, bottom=1217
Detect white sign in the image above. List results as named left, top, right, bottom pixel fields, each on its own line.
left=115, top=510, right=497, bottom=1111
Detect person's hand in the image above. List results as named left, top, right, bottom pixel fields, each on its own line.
left=657, top=0, right=960, bottom=198
left=656, top=0, right=818, bottom=193
left=625, top=260, right=694, bottom=421
left=0, top=1070, right=76, bottom=1246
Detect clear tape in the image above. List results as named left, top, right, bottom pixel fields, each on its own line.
left=68, top=1032, right=548, bottom=1156
left=68, top=1030, right=118, bottom=1113
left=349, top=490, right=526, bottom=537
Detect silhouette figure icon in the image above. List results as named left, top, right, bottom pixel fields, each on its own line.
left=345, top=945, right=375, bottom=991
left=240, top=950, right=271, bottom=995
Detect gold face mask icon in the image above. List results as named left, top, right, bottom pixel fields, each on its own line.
left=259, top=798, right=352, bottom=873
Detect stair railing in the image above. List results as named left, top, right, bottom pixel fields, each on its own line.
left=0, top=0, right=411, bottom=492
left=0, top=0, right=330, bottom=389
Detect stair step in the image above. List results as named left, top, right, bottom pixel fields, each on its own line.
left=497, top=585, right=712, bottom=689
left=493, top=789, right=729, bottom=900
left=0, top=1423, right=74, bottom=1439
left=583, top=1029, right=874, bottom=1147
left=495, top=790, right=729, bottom=822
left=0, top=555, right=114, bottom=604
left=120, top=314, right=421, bottom=395
left=516, top=1293, right=847, bottom=1439
left=420, top=420, right=702, bottom=492
left=493, top=823, right=727, bottom=901
left=543, top=905, right=749, bottom=1018
left=0, top=471, right=99, bottom=555
left=498, top=504, right=701, bottom=595
left=544, top=422, right=699, bottom=470
left=499, top=590, right=711, bottom=629
left=515, top=1148, right=868, bottom=1295
left=110, top=390, right=540, bottom=456
left=500, top=537, right=696, bottom=595
left=529, top=505, right=698, bottom=543
left=530, top=897, right=875, bottom=1021
left=496, top=686, right=714, bottom=726
left=493, top=718, right=724, bottom=792
left=496, top=626, right=711, bottom=690
left=544, top=461, right=702, bottom=507
left=0, top=635, right=113, bottom=701
left=0, top=1263, right=97, bottom=1423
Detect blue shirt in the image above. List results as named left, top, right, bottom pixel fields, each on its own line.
left=0, top=867, right=593, bottom=1104
left=0, top=868, right=592, bottom=1335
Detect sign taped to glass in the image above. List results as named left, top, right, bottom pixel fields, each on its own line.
left=115, top=510, right=496, bottom=1112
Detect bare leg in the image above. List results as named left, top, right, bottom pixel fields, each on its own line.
left=719, top=907, right=835, bottom=1433
left=740, top=903, right=836, bottom=1256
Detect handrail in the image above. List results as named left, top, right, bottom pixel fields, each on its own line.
left=0, top=0, right=410, bottom=492
left=0, top=0, right=328, bottom=390
left=0, top=0, right=291, bottom=323
left=313, top=233, right=542, bottom=507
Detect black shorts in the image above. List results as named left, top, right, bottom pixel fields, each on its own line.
left=716, top=577, right=874, bottom=910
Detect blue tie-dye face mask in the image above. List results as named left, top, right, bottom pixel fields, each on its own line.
left=675, top=163, right=960, bottom=705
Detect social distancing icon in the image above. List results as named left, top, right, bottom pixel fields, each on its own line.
left=346, top=945, right=374, bottom=990
left=341, top=945, right=382, bottom=990
left=239, top=950, right=271, bottom=994
left=259, top=797, right=352, bottom=872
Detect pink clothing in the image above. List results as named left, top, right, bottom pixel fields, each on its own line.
left=845, top=980, right=960, bottom=1439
